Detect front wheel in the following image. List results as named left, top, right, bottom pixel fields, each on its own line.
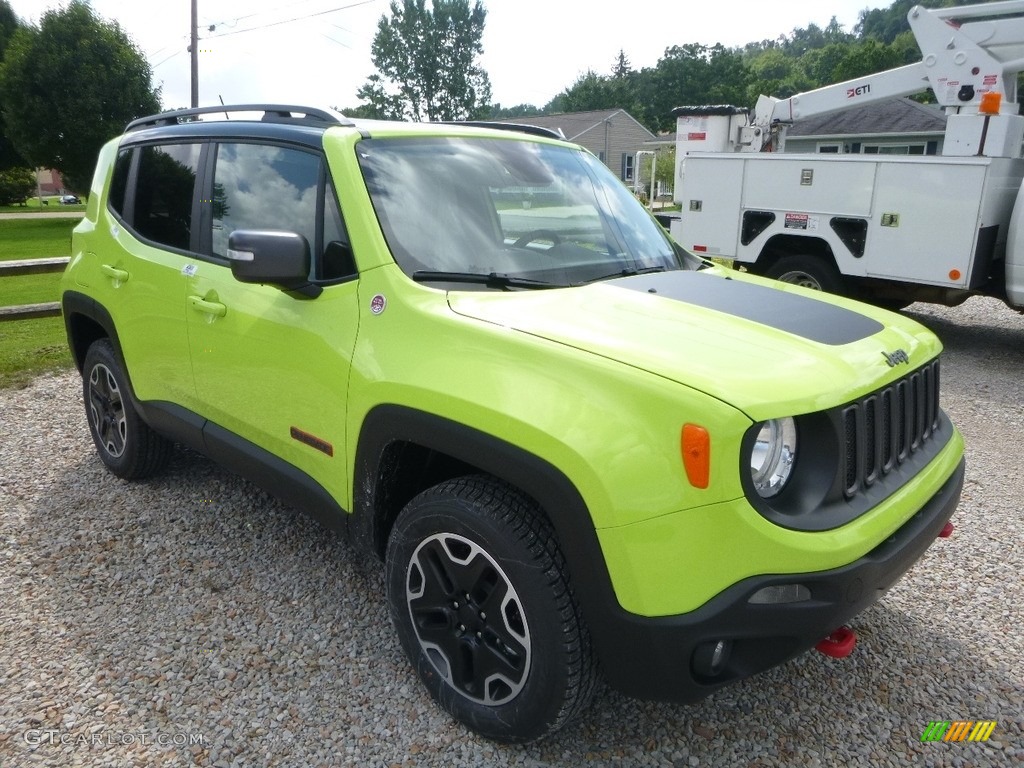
left=82, top=339, right=172, bottom=479
left=385, top=476, right=596, bottom=743
left=764, top=254, right=846, bottom=295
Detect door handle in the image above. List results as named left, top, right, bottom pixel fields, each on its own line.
left=188, top=295, right=227, bottom=317
left=100, top=264, right=129, bottom=283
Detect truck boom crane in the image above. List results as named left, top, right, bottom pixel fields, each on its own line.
left=670, top=1, right=1024, bottom=312
left=712, top=2, right=1024, bottom=156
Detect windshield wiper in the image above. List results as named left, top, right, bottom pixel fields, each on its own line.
left=412, top=271, right=563, bottom=290
left=579, top=265, right=669, bottom=285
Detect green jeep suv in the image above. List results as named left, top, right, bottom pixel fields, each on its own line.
left=60, top=105, right=965, bottom=743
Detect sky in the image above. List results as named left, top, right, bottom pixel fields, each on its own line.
left=6, top=0, right=892, bottom=111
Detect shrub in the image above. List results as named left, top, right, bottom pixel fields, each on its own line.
left=0, top=167, right=36, bottom=206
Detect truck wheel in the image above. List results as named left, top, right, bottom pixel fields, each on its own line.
left=765, top=255, right=845, bottom=295
left=82, top=339, right=172, bottom=479
left=385, top=475, right=596, bottom=743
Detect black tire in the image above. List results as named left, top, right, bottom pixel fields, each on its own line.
left=82, top=339, right=172, bottom=479
left=385, top=475, right=596, bottom=743
left=764, top=254, right=846, bottom=295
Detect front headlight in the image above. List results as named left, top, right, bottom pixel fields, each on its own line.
left=750, top=417, right=797, bottom=498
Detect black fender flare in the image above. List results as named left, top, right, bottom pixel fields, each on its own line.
left=62, top=290, right=125, bottom=373
left=351, top=404, right=626, bottom=664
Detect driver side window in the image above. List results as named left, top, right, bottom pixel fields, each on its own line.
left=209, top=142, right=354, bottom=281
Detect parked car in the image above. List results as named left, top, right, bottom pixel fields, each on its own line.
left=60, top=104, right=965, bottom=743
left=59, top=194, right=80, bottom=205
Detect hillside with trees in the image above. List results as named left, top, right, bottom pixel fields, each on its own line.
left=489, top=0, right=999, bottom=132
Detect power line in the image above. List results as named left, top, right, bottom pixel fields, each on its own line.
left=318, top=31, right=352, bottom=49
left=152, top=48, right=185, bottom=69
left=199, top=0, right=334, bottom=31
left=204, top=0, right=379, bottom=41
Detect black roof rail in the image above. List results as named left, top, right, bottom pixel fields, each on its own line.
left=125, top=104, right=354, bottom=132
left=437, top=120, right=565, bottom=140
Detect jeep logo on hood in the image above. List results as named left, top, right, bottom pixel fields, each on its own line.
left=882, top=349, right=910, bottom=367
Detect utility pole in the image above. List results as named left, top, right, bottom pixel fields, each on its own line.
left=190, top=0, right=199, bottom=107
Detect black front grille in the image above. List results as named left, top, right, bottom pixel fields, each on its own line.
left=841, top=359, right=941, bottom=498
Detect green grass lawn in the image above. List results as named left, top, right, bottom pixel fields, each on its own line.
left=0, top=217, right=78, bottom=260
left=0, top=195, right=86, bottom=214
left=0, top=316, right=71, bottom=389
left=1, top=272, right=63, bottom=305
left=1, top=217, right=76, bottom=387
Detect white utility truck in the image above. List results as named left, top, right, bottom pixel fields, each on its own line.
left=670, top=1, right=1024, bottom=310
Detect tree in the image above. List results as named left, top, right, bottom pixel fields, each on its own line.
left=334, top=99, right=395, bottom=120
left=0, top=165, right=33, bottom=205
left=745, top=47, right=817, bottom=102
left=855, top=0, right=929, bottom=44
left=356, top=0, right=492, bottom=121
left=489, top=103, right=543, bottom=119
left=558, top=70, right=621, bottom=113
left=782, top=18, right=852, bottom=57
left=0, top=0, right=28, bottom=170
left=646, top=44, right=749, bottom=132
left=612, top=49, right=632, bottom=79
left=636, top=146, right=675, bottom=199
left=0, top=0, right=159, bottom=191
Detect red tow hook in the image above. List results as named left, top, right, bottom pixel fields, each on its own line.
left=938, top=522, right=955, bottom=538
left=815, top=626, right=857, bottom=658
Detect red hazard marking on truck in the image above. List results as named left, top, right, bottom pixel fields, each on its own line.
left=785, top=213, right=809, bottom=230
left=687, top=132, right=707, bottom=141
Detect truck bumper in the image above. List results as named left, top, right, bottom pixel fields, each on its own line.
left=593, top=456, right=964, bottom=703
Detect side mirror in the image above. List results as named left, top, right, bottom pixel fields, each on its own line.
left=226, top=229, right=321, bottom=298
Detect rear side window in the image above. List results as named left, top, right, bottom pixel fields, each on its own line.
left=108, top=149, right=132, bottom=217
left=134, top=144, right=201, bottom=251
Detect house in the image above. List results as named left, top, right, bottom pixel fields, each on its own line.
left=35, top=168, right=68, bottom=195
left=783, top=97, right=947, bottom=155
left=494, top=109, right=657, bottom=183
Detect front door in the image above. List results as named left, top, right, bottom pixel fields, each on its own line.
left=185, top=141, right=359, bottom=505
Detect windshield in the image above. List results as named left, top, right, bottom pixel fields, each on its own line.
left=357, top=136, right=682, bottom=287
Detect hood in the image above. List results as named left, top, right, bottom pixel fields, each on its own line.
left=446, top=270, right=942, bottom=421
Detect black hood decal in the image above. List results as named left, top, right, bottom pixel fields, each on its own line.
left=609, top=271, right=883, bottom=346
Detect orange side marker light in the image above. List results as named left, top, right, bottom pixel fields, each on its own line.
left=681, top=424, right=710, bottom=489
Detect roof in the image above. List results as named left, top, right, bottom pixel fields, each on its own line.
left=787, top=98, right=946, bottom=138
left=119, top=105, right=580, bottom=147
left=120, top=118, right=331, bottom=149
left=492, top=109, right=656, bottom=142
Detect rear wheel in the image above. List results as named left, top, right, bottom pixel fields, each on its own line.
left=385, top=475, right=596, bottom=743
left=82, top=339, right=172, bottom=479
left=765, top=254, right=845, bottom=295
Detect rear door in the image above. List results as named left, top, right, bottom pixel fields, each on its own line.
left=96, top=142, right=203, bottom=410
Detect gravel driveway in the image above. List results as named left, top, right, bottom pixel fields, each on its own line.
left=2, top=297, right=1022, bottom=767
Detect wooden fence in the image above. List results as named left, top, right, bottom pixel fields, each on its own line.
left=0, top=257, right=69, bottom=321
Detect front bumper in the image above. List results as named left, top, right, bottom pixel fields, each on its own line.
left=592, top=456, right=965, bottom=703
